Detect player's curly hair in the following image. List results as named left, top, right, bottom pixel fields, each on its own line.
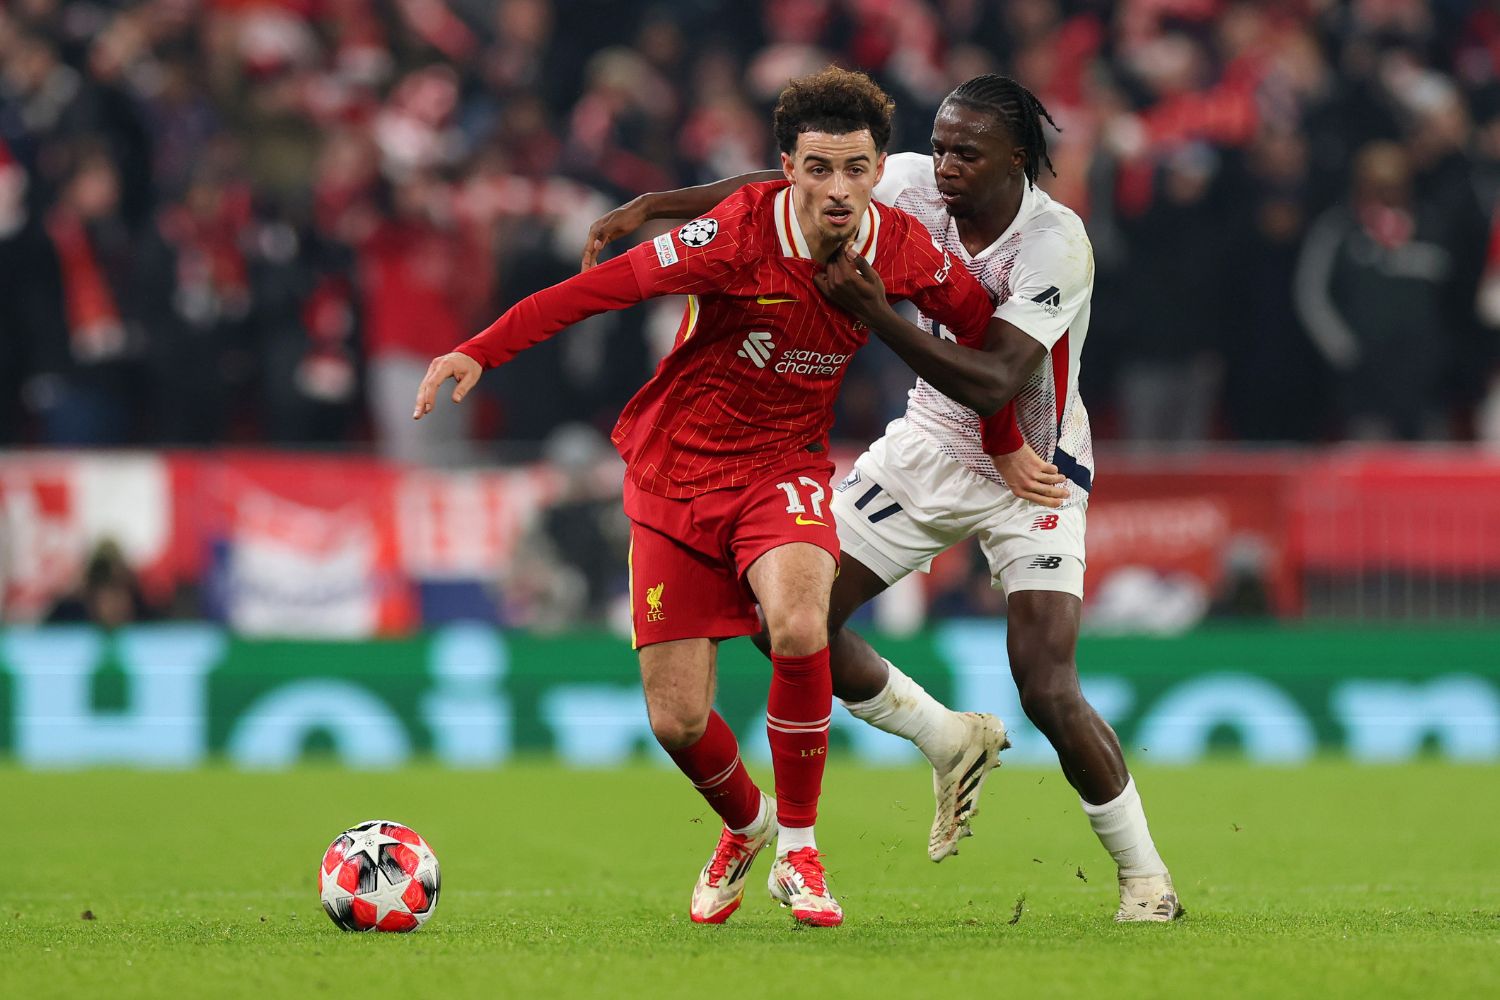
left=944, top=75, right=1061, bottom=186
left=772, top=66, right=895, bottom=156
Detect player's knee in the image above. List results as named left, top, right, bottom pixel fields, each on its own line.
left=648, top=707, right=708, bottom=750
left=1014, top=638, right=1086, bottom=722
left=1015, top=670, right=1085, bottom=731
left=764, top=606, right=829, bottom=656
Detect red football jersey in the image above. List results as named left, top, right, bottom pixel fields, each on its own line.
left=457, top=180, right=1008, bottom=498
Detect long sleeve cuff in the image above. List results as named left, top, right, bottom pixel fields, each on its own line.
left=979, top=400, right=1024, bottom=455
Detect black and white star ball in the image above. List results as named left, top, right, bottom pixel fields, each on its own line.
left=678, top=218, right=718, bottom=247
left=318, top=820, right=441, bottom=932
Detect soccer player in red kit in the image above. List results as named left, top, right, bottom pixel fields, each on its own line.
left=413, top=69, right=1019, bottom=927
left=581, top=76, right=1183, bottom=923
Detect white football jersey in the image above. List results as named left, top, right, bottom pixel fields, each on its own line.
left=874, top=151, right=1095, bottom=506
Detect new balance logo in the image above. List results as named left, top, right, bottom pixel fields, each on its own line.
left=1027, top=555, right=1063, bottom=570
left=1030, top=514, right=1060, bottom=531
left=1031, top=286, right=1062, bottom=315
left=737, top=330, right=775, bottom=368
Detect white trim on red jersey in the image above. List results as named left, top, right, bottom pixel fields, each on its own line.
left=773, top=186, right=882, bottom=264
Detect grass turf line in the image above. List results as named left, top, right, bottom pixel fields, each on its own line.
left=3, top=761, right=1497, bottom=998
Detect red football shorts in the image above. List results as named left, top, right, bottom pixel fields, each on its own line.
left=623, top=461, right=841, bottom=648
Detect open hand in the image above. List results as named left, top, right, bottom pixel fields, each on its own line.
left=813, top=245, right=889, bottom=324
left=413, top=352, right=482, bottom=420
left=992, top=443, right=1067, bottom=507
left=581, top=199, right=648, bottom=270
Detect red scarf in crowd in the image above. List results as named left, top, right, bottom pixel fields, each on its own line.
left=45, top=209, right=127, bottom=362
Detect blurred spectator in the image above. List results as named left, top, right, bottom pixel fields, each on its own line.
left=0, top=0, right=1495, bottom=452
left=1114, top=144, right=1228, bottom=443
left=360, top=169, right=490, bottom=464
left=0, top=136, right=65, bottom=443
left=535, top=423, right=629, bottom=619
left=561, top=46, right=678, bottom=195
left=136, top=165, right=255, bottom=443
left=1221, top=128, right=1329, bottom=442
left=0, top=26, right=152, bottom=225
left=494, top=534, right=586, bottom=631
left=262, top=235, right=365, bottom=446
left=1294, top=141, right=1458, bottom=439
left=34, top=143, right=143, bottom=444
left=45, top=539, right=156, bottom=628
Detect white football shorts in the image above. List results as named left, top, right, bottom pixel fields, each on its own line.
left=831, top=418, right=1086, bottom=598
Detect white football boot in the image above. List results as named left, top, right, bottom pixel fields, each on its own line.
left=690, top=794, right=776, bottom=924
left=928, top=712, right=1009, bottom=862
left=1115, top=873, right=1185, bottom=922
left=767, top=847, right=843, bottom=927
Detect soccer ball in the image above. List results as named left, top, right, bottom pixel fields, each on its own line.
left=318, top=819, right=441, bottom=932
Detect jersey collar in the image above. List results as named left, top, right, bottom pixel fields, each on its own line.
left=958, top=181, right=1038, bottom=262
left=775, top=186, right=882, bottom=264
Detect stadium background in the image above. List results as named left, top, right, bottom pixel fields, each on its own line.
left=2, top=1, right=1500, bottom=995
left=3, top=0, right=1497, bottom=764
left=1, top=2, right=1498, bottom=995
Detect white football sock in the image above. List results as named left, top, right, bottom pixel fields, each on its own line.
left=1080, top=776, right=1168, bottom=878
left=777, top=825, right=817, bottom=854
left=729, top=794, right=769, bottom=836
left=842, top=660, right=968, bottom=768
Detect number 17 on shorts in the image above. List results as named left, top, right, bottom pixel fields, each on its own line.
left=776, top=476, right=829, bottom=527
left=730, top=466, right=842, bottom=571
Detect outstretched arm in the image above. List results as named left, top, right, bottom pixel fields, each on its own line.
left=414, top=254, right=647, bottom=419
left=581, top=171, right=781, bottom=269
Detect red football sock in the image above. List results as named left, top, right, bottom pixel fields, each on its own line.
left=666, top=710, right=762, bottom=831
left=765, top=647, right=832, bottom=828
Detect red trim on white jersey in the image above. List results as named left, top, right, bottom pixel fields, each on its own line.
left=1051, top=330, right=1069, bottom=429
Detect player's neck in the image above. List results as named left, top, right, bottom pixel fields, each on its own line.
left=801, top=222, right=843, bottom=263
left=791, top=197, right=860, bottom=262
left=954, top=186, right=1024, bottom=257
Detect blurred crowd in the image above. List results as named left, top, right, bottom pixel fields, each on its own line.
left=3, top=0, right=1500, bottom=459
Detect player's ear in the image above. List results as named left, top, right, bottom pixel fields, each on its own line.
left=873, top=151, right=887, bottom=188
left=780, top=151, right=795, bottom=183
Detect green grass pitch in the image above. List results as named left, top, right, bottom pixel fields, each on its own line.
left=4, top=761, right=1497, bottom=998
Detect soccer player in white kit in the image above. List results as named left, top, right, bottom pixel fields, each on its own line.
left=583, top=75, right=1182, bottom=923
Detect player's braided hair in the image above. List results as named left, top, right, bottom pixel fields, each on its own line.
left=773, top=66, right=895, bottom=155
left=944, top=75, right=1060, bottom=186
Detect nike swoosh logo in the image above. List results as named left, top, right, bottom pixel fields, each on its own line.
left=757, top=296, right=798, bottom=305
left=795, top=515, right=827, bottom=527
